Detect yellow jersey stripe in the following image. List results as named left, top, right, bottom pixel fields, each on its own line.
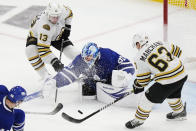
left=29, top=31, right=34, bottom=37
left=35, top=63, right=45, bottom=70
left=174, top=46, right=180, bottom=57
left=38, top=48, right=51, bottom=52
left=67, top=10, right=73, bottom=18
left=140, top=83, right=148, bottom=87
left=28, top=55, right=39, bottom=61
left=40, top=51, right=52, bottom=58
left=171, top=44, right=175, bottom=55
left=137, top=72, right=151, bottom=77
left=64, top=6, right=73, bottom=19
left=31, top=59, right=42, bottom=66
left=177, top=50, right=182, bottom=58
left=155, top=62, right=182, bottom=77
left=155, top=66, right=184, bottom=81
left=137, top=78, right=151, bottom=83
left=37, top=43, right=50, bottom=48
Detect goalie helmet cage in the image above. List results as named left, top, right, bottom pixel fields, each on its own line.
left=163, top=0, right=196, bottom=42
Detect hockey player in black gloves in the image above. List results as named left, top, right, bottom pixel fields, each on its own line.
left=125, top=33, right=188, bottom=129
left=25, top=0, right=79, bottom=82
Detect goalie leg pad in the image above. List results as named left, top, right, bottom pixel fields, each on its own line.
left=96, top=82, right=141, bottom=107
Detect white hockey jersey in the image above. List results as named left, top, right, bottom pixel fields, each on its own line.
left=134, top=41, right=187, bottom=86
left=28, top=6, right=73, bottom=63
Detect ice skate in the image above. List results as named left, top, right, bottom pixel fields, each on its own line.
left=167, top=102, right=187, bottom=121
left=125, top=119, right=143, bottom=129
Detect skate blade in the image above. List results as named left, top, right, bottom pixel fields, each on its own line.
left=166, top=117, right=187, bottom=121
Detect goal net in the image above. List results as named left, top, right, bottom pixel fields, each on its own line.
left=168, top=0, right=196, bottom=9
left=163, top=0, right=196, bottom=42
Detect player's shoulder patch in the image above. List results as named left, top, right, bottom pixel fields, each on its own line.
left=43, top=24, right=50, bottom=31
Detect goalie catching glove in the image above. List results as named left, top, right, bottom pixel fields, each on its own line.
left=133, top=79, right=144, bottom=94
left=51, top=58, right=64, bottom=72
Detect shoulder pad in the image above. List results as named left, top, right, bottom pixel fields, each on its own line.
left=0, top=85, right=9, bottom=94
left=43, top=24, right=50, bottom=31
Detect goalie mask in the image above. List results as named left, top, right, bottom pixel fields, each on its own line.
left=81, top=42, right=100, bottom=67
left=7, top=86, right=27, bottom=103
left=132, top=33, right=149, bottom=49
left=45, top=0, right=63, bottom=24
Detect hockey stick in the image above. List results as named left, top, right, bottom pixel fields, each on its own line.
left=54, top=39, right=65, bottom=103
left=61, top=90, right=133, bottom=123
left=25, top=103, right=63, bottom=115
left=24, top=90, right=42, bottom=102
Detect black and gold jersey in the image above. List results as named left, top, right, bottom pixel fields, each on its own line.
left=134, top=41, right=187, bottom=86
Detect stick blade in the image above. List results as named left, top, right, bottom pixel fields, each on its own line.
left=25, top=103, right=63, bottom=115
left=50, top=103, right=63, bottom=115
left=61, top=112, right=83, bottom=123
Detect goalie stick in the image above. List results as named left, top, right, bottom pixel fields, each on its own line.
left=61, top=90, right=133, bottom=123
left=25, top=103, right=63, bottom=115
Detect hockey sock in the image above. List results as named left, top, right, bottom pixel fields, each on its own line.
left=134, top=94, right=153, bottom=122
left=166, top=98, right=184, bottom=113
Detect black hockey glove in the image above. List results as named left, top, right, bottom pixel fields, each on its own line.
left=51, top=58, right=64, bottom=72
left=82, top=83, right=96, bottom=96
left=133, top=79, right=144, bottom=94
left=62, top=25, right=71, bottom=40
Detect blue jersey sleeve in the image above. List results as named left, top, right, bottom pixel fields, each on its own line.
left=0, top=85, right=9, bottom=95
left=100, top=48, right=135, bottom=75
left=54, top=55, right=88, bottom=88
left=13, top=109, right=25, bottom=131
left=116, top=56, right=135, bottom=75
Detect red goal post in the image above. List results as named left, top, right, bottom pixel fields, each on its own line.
left=152, top=0, right=196, bottom=42
left=164, top=0, right=196, bottom=42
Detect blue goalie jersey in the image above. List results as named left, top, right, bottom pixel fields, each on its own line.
left=55, top=48, right=135, bottom=87
left=0, top=85, right=25, bottom=131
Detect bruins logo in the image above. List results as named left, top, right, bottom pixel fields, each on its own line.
left=43, top=24, right=50, bottom=31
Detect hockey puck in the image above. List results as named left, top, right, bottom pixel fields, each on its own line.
left=78, top=110, right=83, bottom=114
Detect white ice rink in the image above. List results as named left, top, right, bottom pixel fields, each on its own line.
left=0, top=0, right=196, bottom=131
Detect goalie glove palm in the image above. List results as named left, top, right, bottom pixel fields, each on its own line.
left=133, top=79, right=144, bottom=94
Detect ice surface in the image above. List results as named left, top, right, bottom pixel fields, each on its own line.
left=0, top=0, right=195, bottom=130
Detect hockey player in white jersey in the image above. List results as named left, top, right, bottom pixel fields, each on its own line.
left=125, top=33, right=188, bottom=129
left=25, top=0, right=79, bottom=81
